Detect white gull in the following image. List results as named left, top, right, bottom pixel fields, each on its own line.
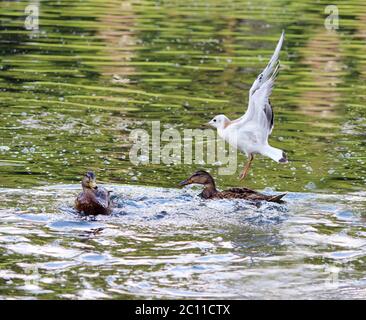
left=208, top=31, right=288, bottom=180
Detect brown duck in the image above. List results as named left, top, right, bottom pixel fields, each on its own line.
left=75, top=171, right=112, bottom=215
left=179, top=170, right=286, bottom=203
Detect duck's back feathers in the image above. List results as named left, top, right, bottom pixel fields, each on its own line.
left=211, top=187, right=286, bottom=203
left=95, top=187, right=111, bottom=209
left=75, top=187, right=111, bottom=215
left=225, top=187, right=258, bottom=194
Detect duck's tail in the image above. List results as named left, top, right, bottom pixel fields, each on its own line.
left=262, top=145, right=288, bottom=163
left=268, top=193, right=287, bottom=203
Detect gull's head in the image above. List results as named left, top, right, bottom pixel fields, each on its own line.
left=208, top=115, right=230, bottom=130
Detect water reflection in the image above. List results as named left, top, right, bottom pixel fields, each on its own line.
left=298, top=29, right=344, bottom=118
left=98, top=0, right=137, bottom=80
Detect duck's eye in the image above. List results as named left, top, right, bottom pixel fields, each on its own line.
left=213, top=119, right=216, bottom=122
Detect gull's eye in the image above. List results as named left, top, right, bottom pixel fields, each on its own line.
left=213, top=119, right=216, bottom=122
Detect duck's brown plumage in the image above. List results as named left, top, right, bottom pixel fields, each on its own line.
left=179, top=170, right=286, bottom=203
left=75, top=171, right=112, bottom=215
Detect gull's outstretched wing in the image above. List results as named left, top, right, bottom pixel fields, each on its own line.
left=237, top=31, right=284, bottom=135
left=249, top=31, right=284, bottom=98
left=250, top=67, right=279, bottom=136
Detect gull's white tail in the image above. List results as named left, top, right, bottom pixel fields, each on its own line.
left=262, top=145, right=288, bottom=163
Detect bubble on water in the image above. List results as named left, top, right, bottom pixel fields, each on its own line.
left=263, top=187, right=275, bottom=193
left=0, top=146, right=10, bottom=152
left=305, top=166, right=313, bottom=172
left=342, top=153, right=352, bottom=159
left=305, top=182, right=316, bottom=190
left=138, top=155, right=149, bottom=162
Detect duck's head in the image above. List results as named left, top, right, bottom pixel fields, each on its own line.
left=82, top=171, right=98, bottom=190
left=208, top=114, right=230, bottom=130
left=179, top=170, right=215, bottom=188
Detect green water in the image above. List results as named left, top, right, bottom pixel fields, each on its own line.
left=0, top=0, right=365, bottom=300
left=1, top=0, right=365, bottom=192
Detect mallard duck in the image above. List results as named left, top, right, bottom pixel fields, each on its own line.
left=179, top=170, right=286, bottom=203
left=75, top=171, right=112, bottom=215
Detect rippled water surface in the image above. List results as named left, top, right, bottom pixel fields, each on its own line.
left=0, top=0, right=366, bottom=299
left=0, top=185, right=365, bottom=299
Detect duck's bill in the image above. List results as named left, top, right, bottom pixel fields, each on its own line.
left=90, top=181, right=98, bottom=189
left=178, top=179, right=191, bottom=187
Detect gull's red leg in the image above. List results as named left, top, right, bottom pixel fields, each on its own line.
left=239, top=154, right=254, bottom=181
